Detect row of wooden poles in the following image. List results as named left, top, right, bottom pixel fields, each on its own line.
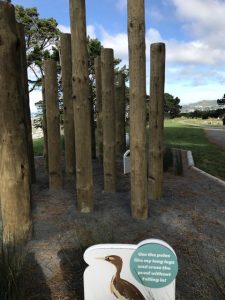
left=0, top=0, right=165, bottom=246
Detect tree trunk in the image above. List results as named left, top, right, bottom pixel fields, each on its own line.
left=128, top=0, right=148, bottom=219
left=101, top=48, right=116, bottom=192
left=60, top=33, right=76, bottom=175
left=115, top=73, right=126, bottom=157
left=16, top=23, right=36, bottom=184
left=44, top=60, right=62, bottom=190
left=0, top=2, right=32, bottom=245
left=148, top=43, right=165, bottom=200
left=70, top=0, right=93, bottom=212
left=94, top=56, right=103, bottom=161
left=42, top=77, right=48, bottom=170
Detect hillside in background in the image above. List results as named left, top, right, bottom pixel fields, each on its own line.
left=181, top=99, right=223, bottom=113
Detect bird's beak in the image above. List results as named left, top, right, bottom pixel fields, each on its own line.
left=96, top=257, right=105, bottom=260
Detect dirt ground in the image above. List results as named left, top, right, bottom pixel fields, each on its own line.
left=13, top=154, right=223, bottom=300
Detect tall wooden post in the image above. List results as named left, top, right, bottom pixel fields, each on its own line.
left=60, top=33, right=75, bottom=175
left=89, top=84, right=96, bottom=159
left=44, top=60, right=62, bottom=190
left=94, top=56, right=103, bottom=161
left=148, top=43, right=165, bottom=200
left=70, top=0, right=93, bottom=212
left=0, top=1, right=32, bottom=245
left=16, top=23, right=36, bottom=184
left=101, top=48, right=116, bottom=192
left=115, top=73, right=126, bottom=157
left=42, top=77, right=48, bottom=170
left=128, top=0, right=148, bottom=219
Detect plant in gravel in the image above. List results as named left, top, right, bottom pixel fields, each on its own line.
left=0, top=245, right=26, bottom=300
left=57, top=220, right=115, bottom=299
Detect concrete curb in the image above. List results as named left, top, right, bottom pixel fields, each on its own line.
left=186, top=150, right=225, bottom=187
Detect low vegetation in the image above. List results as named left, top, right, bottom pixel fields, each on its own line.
left=0, top=246, right=26, bottom=300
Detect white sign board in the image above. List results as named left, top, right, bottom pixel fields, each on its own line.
left=123, top=149, right=131, bottom=174
left=83, top=239, right=178, bottom=300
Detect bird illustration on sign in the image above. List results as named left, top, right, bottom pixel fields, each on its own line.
left=97, top=255, right=145, bottom=300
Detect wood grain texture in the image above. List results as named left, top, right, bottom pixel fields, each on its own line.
left=70, top=0, right=93, bottom=212
left=128, top=0, right=148, bottom=219
left=148, top=43, right=165, bottom=200
left=0, top=2, right=32, bottom=245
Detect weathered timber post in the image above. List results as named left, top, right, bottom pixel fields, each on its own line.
left=94, top=56, right=103, bottom=161
left=89, top=83, right=96, bottom=159
left=44, top=60, right=62, bottom=190
left=16, top=22, right=36, bottom=184
left=115, top=73, right=126, bottom=157
left=0, top=1, right=32, bottom=245
left=70, top=0, right=93, bottom=212
left=128, top=0, right=148, bottom=219
left=101, top=48, right=116, bottom=192
left=60, top=33, right=75, bottom=175
left=148, top=43, right=166, bottom=200
left=42, top=76, right=48, bottom=170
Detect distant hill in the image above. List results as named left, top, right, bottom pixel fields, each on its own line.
left=181, top=100, right=223, bottom=113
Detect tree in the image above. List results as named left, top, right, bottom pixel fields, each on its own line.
left=164, top=93, right=182, bottom=118
left=15, top=5, right=60, bottom=92
left=217, top=94, right=225, bottom=105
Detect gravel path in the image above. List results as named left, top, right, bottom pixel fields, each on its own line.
left=18, top=157, right=225, bottom=300
left=205, top=127, right=225, bottom=151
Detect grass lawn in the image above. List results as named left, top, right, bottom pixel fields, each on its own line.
left=32, top=118, right=225, bottom=180
left=178, top=116, right=222, bottom=127
left=33, top=136, right=65, bottom=156
left=33, top=138, right=44, bottom=156
left=164, top=118, right=225, bottom=180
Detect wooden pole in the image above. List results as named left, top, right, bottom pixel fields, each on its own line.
left=70, top=0, right=93, bottom=212
left=42, top=76, right=48, bottom=170
left=101, top=48, right=116, bottom=192
left=60, top=33, right=75, bottom=175
left=0, top=1, right=32, bottom=245
left=89, top=84, right=96, bottom=159
left=16, top=22, right=36, bottom=184
left=94, top=56, right=103, bottom=161
left=148, top=43, right=165, bottom=200
left=115, top=73, right=126, bottom=157
left=44, top=60, right=62, bottom=190
left=128, top=0, right=148, bottom=219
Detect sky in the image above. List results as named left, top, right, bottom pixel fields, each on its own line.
left=12, top=0, right=225, bottom=112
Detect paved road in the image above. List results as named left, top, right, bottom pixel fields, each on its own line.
left=204, top=127, right=225, bottom=151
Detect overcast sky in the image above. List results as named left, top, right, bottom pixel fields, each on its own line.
left=13, top=0, right=225, bottom=112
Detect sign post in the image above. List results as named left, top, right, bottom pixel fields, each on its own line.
left=83, top=239, right=178, bottom=300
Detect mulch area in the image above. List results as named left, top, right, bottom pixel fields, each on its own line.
left=20, top=156, right=225, bottom=299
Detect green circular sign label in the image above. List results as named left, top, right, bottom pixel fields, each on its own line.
left=130, top=243, right=178, bottom=288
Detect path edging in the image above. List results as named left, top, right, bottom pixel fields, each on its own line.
left=186, top=150, right=225, bottom=187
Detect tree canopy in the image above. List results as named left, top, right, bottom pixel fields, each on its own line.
left=217, top=94, right=225, bottom=105
left=164, top=93, right=182, bottom=118
left=15, top=5, right=60, bottom=92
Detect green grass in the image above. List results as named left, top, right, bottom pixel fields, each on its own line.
left=164, top=119, right=225, bottom=180
left=178, top=117, right=222, bottom=127
left=33, top=138, right=44, bottom=156
left=32, top=136, right=65, bottom=156
left=32, top=119, right=225, bottom=180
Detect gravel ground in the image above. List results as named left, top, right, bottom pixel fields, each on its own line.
left=15, top=156, right=224, bottom=300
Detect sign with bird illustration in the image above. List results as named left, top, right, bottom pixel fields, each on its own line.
left=83, top=239, right=178, bottom=300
